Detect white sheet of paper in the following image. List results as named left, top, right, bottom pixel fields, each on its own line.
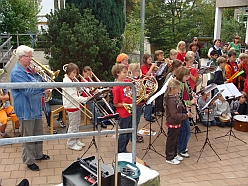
left=217, top=83, right=241, bottom=99
left=146, top=76, right=173, bottom=105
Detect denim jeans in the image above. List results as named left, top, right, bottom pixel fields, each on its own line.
left=87, top=101, right=101, bottom=124
left=43, top=98, right=63, bottom=127
left=202, top=120, right=216, bottom=127
left=178, top=118, right=191, bottom=154
left=144, top=103, right=153, bottom=120
left=136, top=104, right=143, bottom=131
left=118, top=116, right=132, bottom=153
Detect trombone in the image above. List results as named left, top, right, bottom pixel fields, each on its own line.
left=13, top=50, right=93, bottom=119
left=63, top=64, right=117, bottom=127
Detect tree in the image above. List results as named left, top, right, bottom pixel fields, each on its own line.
left=121, top=16, right=142, bottom=54
left=0, top=0, right=39, bottom=45
left=65, top=0, right=125, bottom=39
left=221, top=15, right=246, bottom=43
left=144, top=0, right=215, bottom=55
left=42, top=5, right=119, bottom=82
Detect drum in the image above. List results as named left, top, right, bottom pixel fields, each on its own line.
left=219, top=116, right=230, bottom=123
left=233, top=115, right=248, bottom=132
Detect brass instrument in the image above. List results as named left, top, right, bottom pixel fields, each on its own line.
left=13, top=51, right=93, bottom=119
left=13, top=49, right=60, bottom=80
left=152, top=62, right=158, bottom=72
left=44, top=89, right=53, bottom=102
left=63, top=64, right=118, bottom=126
left=0, top=69, right=4, bottom=75
left=0, top=89, right=6, bottom=110
left=123, top=77, right=146, bottom=114
left=143, top=75, right=158, bottom=100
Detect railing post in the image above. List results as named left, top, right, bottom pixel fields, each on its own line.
left=16, top=31, right=19, bottom=46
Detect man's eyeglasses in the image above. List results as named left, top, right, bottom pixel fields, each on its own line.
left=23, top=55, right=33, bottom=58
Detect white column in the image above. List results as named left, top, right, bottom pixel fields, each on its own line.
left=214, top=7, right=222, bottom=40
left=245, top=17, right=248, bottom=45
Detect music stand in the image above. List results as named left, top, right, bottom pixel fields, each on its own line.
left=81, top=89, right=111, bottom=158
left=214, top=84, right=247, bottom=149
left=197, top=91, right=223, bottom=162
left=142, top=75, right=173, bottom=159
left=81, top=102, right=100, bottom=159
left=142, top=114, right=166, bottom=159
left=192, top=83, right=218, bottom=140
left=190, top=112, right=202, bottom=141
left=197, top=66, right=216, bottom=87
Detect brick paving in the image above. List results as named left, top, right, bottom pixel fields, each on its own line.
left=1, top=116, right=248, bottom=186
left=0, top=52, right=248, bottom=185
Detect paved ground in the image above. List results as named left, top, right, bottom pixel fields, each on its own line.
left=0, top=53, right=248, bottom=186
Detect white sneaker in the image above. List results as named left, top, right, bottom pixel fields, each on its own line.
left=68, top=144, right=82, bottom=151
left=179, top=152, right=190, bottom=158
left=174, top=155, right=183, bottom=161
left=185, top=148, right=188, bottom=152
left=166, top=159, right=180, bottom=165
left=77, top=141, right=85, bottom=147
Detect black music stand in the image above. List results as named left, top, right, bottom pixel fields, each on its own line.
left=191, top=83, right=218, bottom=140
left=142, top=113, right=166, bottom=159
left=81, top=104, right=100, bottom=159
left=81, top=89, right=111, bottom=159
left=197, top=66, right=216, bottom=87
left=142, top=106, right=167, bottom=159
left=197, top=92, right=222, bottom=162
left=190, top=114, right=202, bottom=141
left=151, top=111, right=167, bottom=142
left=215, top=99, right=247, bottom=150
left=214, top=83, right=246, bottom=149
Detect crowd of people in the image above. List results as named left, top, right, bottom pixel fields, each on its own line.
left=1, top=36, right=248, bottom=171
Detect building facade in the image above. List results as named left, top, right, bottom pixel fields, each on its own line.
left=214, top=0, right=248, bottom=44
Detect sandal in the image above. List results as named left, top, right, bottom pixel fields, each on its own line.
left=35, top=154, right=50, bottom=160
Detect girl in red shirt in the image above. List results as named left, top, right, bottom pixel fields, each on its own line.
left=176, top=41, right=186, bottom=63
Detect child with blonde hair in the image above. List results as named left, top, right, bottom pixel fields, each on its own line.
left=165, top=78, right=191, bottom=164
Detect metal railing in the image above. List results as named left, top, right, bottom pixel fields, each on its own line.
left=0, top=35, right=13, bottom=68
left=0, top=81, right=137, bottom=163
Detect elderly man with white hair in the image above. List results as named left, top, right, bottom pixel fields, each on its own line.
left=10, top=45, right=50, bottom=171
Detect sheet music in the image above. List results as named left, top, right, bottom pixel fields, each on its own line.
left=146, top=76, right=173, bottom=105
left=217, top=83, right=241, bottom=99
left=202, top=90, right=223, bottom=110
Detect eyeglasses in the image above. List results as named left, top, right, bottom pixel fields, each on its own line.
left=23, top=55, right=33, bottom=58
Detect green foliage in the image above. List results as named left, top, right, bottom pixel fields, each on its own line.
left=42, top=5, right=119, bottom=82
left=0, top=0, right=39, bottom=46
left=65, top=0, right=125, bottom=39
left=121, top=16, right=142, bottom=54
left=221, top=15, right=246, bottom=43
left=144, top=0, right=215, bottom=54
left=0, top=0, right=39, bottom=33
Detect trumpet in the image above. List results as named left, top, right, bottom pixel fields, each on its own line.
left=151, top=62, right=158, bottom=72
